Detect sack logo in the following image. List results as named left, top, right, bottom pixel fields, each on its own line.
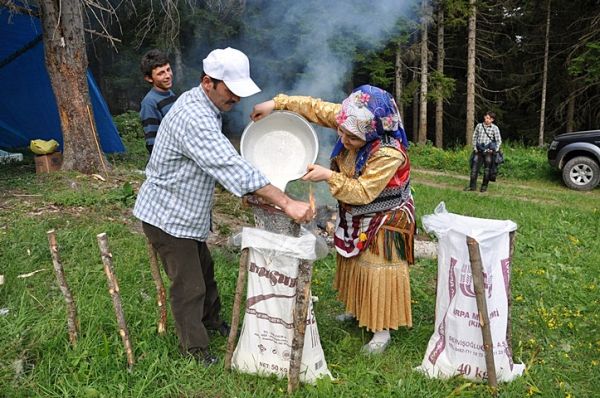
left=459, top=261, right=493, bottom=298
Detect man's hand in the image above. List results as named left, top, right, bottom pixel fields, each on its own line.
left=302, top=164, right=333, bottom=183
left=282, top=199, right=314, bottom=224
left=250, top=100, right=276, bottom=122
left=254, top=183, right=314, bottom=224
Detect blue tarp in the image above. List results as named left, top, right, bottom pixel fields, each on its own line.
left=0, top=5, right=125, bottom=153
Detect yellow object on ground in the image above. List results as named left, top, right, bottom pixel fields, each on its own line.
left=30, top=139, right=59, bottom=155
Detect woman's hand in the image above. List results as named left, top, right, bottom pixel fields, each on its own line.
left=250, top=100, right=276, bottom=121
left=302, top=164, right=332, bottom=182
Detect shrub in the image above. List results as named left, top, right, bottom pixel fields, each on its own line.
left=113, top=111, right=143, bottom=141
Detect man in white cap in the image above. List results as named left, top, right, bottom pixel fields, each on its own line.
left=133, top=47, right=313, bottom=366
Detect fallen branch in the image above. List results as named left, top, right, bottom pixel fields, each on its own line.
left=47, top=230, right=78, bottom=346
left=146, top=240, right=167, bottom=335
left=97, top=233, right=135, bottom=368
left=17, top=269, right=47, bottom=278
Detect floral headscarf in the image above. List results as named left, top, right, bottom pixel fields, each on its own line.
left=331, top=85, right=408, bottom=175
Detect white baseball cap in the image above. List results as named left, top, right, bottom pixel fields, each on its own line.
left=202, top=47, right=261, bottom=97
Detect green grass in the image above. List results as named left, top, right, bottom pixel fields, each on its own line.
left=0, top=138, right=598, bottom=397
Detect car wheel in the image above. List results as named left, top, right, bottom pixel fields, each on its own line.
left=562, top=156, right=600, bottom=191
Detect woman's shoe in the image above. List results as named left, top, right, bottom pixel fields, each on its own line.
left=361, top=339, right=390, bottom=355
left=335, top=312, right=354, bottom=322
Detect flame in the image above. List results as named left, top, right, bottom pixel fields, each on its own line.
left=309, top=184, right=316, bottom=214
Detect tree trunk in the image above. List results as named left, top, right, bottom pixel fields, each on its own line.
left=538, top=0, right=551, bottom=147
left=435, top=2, right=445, bottom=148
left=173, top=45, right=184, bottom=84
left=566, top=94, right=575, bottom=132
left=412, top=66, right=419, bottom=143
left=395, top=46, right=404, bottom=120
left=418, top=0, right=429, bottom=144
left=38, top=0, right=107, bottom=174
left=465, top=0, right=477, bottom=147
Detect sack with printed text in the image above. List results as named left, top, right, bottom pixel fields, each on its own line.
left=231, top=227, right=332, bottom=384
left=416, top=202, right=525, bottom=382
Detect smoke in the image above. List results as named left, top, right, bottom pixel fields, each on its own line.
left=192, top=0, right=417, bottom=203
left=242, top=0, right=414, bottom=104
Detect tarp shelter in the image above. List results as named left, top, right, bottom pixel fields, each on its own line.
left=0, top=4, right=125, bottom=153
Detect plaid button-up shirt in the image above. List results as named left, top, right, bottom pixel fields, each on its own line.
left=133, top=86, right=269, bottom=241
left=472, top=122, right=501, bottom=151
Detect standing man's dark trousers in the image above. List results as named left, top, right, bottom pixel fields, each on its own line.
left=469, top=150, right=494, bottom=192
left=142, top=222, right=222, bottom=354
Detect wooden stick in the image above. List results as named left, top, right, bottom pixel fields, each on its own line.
left=97, top=233, right=135, bottom=368
left=225, top=248, right=249, bottom=371
left=287, top=259, right=313, bottom=394
left=47, top=229, right=78, bottom=346
left=466, top=236, right=498, bottom=394
left=146, top=240, right=167, bottom=335
left=86, top=105, right=109, bottom=178
left=507, top=231, right=516, bottom=356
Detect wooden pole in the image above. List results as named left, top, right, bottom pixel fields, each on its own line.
left=224, top=248, right=249, bottom=370
left=47, top=229, right=79, bottom=346
left=507, top=231, right=516, bottom=355
left=287, top=259, right=314, bottom=394
left=146, top=240, right=167, bottom=335
left=97, top=233, right=135, bottom=368
left=466, top=236, right=498, bottom=393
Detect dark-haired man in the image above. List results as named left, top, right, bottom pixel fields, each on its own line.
left=134, top=47, right=314, bottom=366
left=465, top=111, right=502, bottom=192
left=140, top=49, right=177, bottom=154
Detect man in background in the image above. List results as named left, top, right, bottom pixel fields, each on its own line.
left=140, top=49, right=177, bottom=154
left=465, top=111, right=502, bottom=192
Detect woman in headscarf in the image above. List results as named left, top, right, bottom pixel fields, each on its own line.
left=251, top=85, right=415, bottom=354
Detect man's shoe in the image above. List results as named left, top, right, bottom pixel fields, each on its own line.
left=188, top=348, right=218, bottom=367
left=480, top=185, right=488, bottom=192
left=208, top=321, right=230, bottom=337
left=463, top=186, right=476, bottom=191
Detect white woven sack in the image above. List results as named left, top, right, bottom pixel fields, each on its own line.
left=231, top=227, right=332, bottom=384
left=416, top=202, right=525, bottom=382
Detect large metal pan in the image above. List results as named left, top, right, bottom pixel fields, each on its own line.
left=241, top=111, right=318, bottom=191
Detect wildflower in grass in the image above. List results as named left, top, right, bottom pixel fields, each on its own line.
left=592, top=360, right=598, bottom=366
left=568, top=235, right=579, bottom=245
left=515, top=295, right=524, bottom=302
